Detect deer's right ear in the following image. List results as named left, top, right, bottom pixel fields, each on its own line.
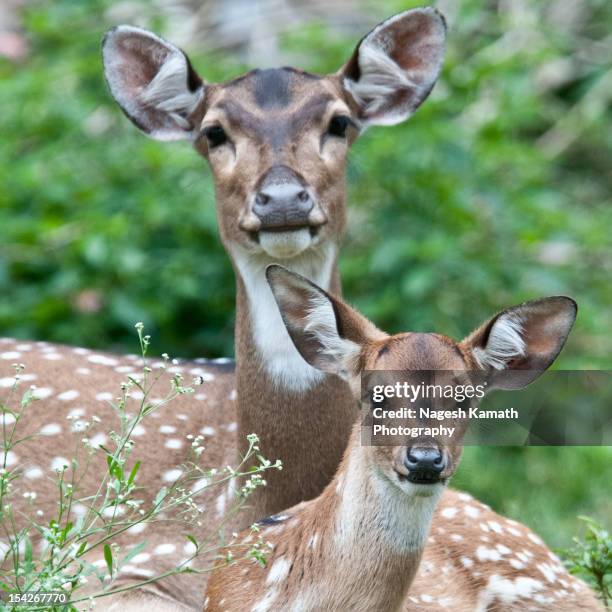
left=339, top=7, right=446, bottom=127
left=461, top=296, right=577, bottom=390
left=266, top=265, right=382, bottom=379
left=102, top=25, right=205, bottom=141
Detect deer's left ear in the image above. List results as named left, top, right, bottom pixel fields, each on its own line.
left=266, top=265, right=383, bottom=379
left=461, top=297, right=577, bottom=390
left=339, top=7, right=446, bottom=127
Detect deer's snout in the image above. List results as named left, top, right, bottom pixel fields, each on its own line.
left=404, top=446, right=446, bottom=484
left=254, top=182, right=313, bottom=230
left=246, top=165, right=326, bottom=233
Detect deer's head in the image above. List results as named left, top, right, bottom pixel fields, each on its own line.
left=267, top=265, right=577, bottom=497
left=102, top=9, right=446, bottom=261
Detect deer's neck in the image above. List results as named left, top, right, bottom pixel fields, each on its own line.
left=262, top=430, right=441, bottom=611
left=232, top=245, right=356, bottom=525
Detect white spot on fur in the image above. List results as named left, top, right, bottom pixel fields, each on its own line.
left=476, top=546, right=502, bottom=562
left=216, top=493, right=226, bottom=517
left=132, top=424, right=146, bottom=436
left=57, top=390, right=79, bottom=401
left=266, top=557, right=290, bottom=585
left=464, top=505, right=480, bottom=518
left=1, top=413, right=15, bottom=425
left=88, top=354, right=118, bottom=366
left=1, top=351, right=21, bottom=360
left=153, top=543, right=176, bottom=555
left=89, top=433, right=107, bottom=448
left=162, top=469, right=182, bottom=483
left=165, top=438, right=183, bottom=449
left=95, top=392, right=113, bottom=401
left=4, top=451, right=18, bottom=466
left=40, top=423, right=62, bottom=436
left=159, top=425, right=176, bottom=434
left=476, top=575, right=544, bottom=611
left=24, top=466, right=43, bottom=479
left=131, top=552, right=151, bottom=564
left=528, top=533, right=543, bottom=545
left=32, top=387, right=53, bottom=399
left=441, top=506, right=458, bottom=519
left=50, top=457, right=70, bottom=471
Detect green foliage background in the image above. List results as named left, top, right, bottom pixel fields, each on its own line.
left=0, top=0, right=610, bottom=547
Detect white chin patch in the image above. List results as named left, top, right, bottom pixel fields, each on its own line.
left=258, top=229, right=312, bottom=259
left=398, top=480, right=443, bottom=498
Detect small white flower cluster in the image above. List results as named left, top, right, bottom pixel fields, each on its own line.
left=186, top=434, right=205, bottom=457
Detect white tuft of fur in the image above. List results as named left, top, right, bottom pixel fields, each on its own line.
left=344, top=43, right=420, bottom=122
left=473, top=313, right=526, bottom=370
left=343, top=8, right=445, bottom=126
left=302, top=292, right=360, bottom=379
left=140, top=53, right=203, bottom=132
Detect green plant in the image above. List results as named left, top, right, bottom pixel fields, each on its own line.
left=561, top=516, right=611, bottom=607
left=0, top=324, right=282, bottom=611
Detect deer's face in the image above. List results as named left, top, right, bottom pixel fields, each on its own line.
left=266, top=265, right=577, bottom=498
left=196, top=69, right=355, bottom=259
left=102, top=9, right=447, bottom=261
left=359, top=334, right=477, bottom=497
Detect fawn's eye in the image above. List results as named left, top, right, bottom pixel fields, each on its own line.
left=203, top=125, right=228, bottom=148
left=328, top=115, right=351, bottom=138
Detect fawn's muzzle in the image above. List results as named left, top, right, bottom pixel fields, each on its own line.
left=404, top=446, right=445, bottom=484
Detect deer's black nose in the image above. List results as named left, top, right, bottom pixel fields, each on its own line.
left=404, top=447, right=445, bottom=484
left=253, top=166, right=314, bottom=231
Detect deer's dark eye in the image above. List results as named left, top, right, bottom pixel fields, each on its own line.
left=203, top=125, right=227, bottom=148
left=328, top=115, right=351, bottom=138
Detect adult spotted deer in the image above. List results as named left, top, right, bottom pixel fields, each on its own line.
left=100, top=6, right=448, bottom=526
left=205, top=266, right=602, bottom=611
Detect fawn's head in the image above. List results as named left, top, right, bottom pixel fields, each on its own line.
left=102, top=9, right=446, bottom=261
left=267, top=265, right=577, bottom=497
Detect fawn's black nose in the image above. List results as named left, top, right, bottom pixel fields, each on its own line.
left=404, top=447, right=445, bottom=484
left=253, top=166, right=314, bottom=231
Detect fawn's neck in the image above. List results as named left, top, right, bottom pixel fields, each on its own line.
left=232, top=245, right=356, bottom=526
left=262, top=428, right=442, bottom=611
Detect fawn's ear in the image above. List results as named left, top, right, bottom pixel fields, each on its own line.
left=461, top=297, right=577, bottom=390
left=266, top=265, right=382, bottom=379
left=102, top=25, right=205, bottom=141
left=339, top=7, right=446, bottom=127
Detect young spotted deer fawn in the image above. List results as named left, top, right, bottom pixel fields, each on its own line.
left=204, top=266, right=602, bottom=611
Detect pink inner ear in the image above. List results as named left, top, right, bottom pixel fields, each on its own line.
left=115, top=36, right=169, bottom=92
left=380, top=12, right=444, bottom=72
